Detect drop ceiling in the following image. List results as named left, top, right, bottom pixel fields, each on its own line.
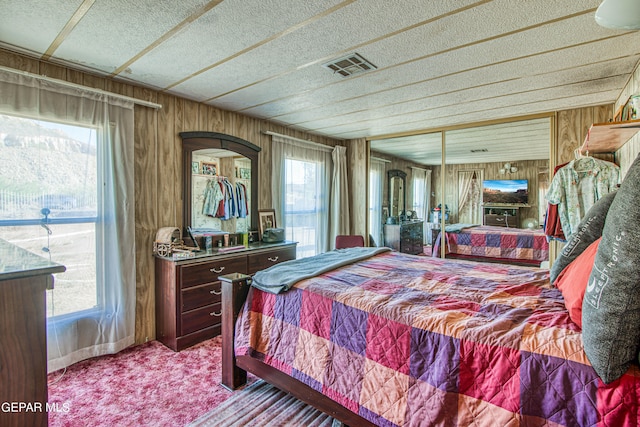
left=1, top=0, right=639, bottom=163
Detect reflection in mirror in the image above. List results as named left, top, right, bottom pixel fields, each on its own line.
left=370, top=117, right=550, bottom=260
left=388, top=170, right=406, bottom=220
left=191, top=149, right=252, bottom=233
left=180, top=132, right=260, bottom=240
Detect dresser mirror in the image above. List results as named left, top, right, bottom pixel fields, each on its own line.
left=388, top=169, right=407, bottom=220
left=180, top=132, right=260, bottom=237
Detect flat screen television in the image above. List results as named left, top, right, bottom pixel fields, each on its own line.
left=482, top=179, right=528, bottom=205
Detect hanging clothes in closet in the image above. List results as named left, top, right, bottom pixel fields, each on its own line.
left=236, top=182, right=248, bottom=218
left=202, top=178, right=223, bottom=217
left=545, top=156, right=620, bottom=239
left=202, top=176, right=240, bottom=220
left=544, top=162, right=568, bottom=242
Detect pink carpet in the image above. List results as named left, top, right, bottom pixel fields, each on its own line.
left=48, top=336, right=239, bottom=427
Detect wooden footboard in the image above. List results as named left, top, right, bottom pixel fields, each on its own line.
left=219, top=273, right=376, bottom=427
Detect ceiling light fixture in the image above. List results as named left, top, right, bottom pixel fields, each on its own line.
left=595, top=0, right=640, bottom=30
left=499, top=162, right=518, bottom=175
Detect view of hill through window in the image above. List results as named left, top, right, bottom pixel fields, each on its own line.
left=0, top=113, right=98, bottom=317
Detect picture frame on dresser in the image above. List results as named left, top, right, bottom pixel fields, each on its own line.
left=258, top=209, right=276, bottom=236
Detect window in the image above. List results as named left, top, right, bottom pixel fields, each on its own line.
left=0, top=67, right=137, bottom=372
left=283, top=158, right=327, bottom=258
left=0, top=114, right=98, bottom=318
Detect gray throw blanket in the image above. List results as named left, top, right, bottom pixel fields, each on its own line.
left=444, top=223, right=480, bottom=233
left=252, top=246, right=391, bottom=294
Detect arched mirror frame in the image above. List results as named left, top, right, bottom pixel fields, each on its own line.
left=180, top=131, right=261, bottom=234
left=387, top=169, right=407, bottom=219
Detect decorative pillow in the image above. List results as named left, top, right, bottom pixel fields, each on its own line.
left=549, top=191, right=616, bottom=285
left=583, top=153, right=640, bottom=384
left=554, top=237, right=601, bottom=328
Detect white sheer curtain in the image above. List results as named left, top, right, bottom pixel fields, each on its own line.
left=369, top=159, right=386, bottom=247
left=458, top=170, right=482, bottom=224
left=271, top=135, right=332, bottom=257
left=330, top=146, right=349, bottom=248
left=411, top=167, right=431, bottom=242
left=0, top=69, right=136, bottom=372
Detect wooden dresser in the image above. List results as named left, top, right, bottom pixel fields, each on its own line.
left=0, top=239, right=65, bottom=427
left=483, top=206, right=521, bottom=228
left=384, top=220, right=424, bottom=255
left=155, top=241, right=296, bottom=351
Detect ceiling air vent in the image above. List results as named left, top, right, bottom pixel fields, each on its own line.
left=323, top=53, right=377, bottom=77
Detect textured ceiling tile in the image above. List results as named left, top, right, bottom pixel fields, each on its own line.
left=52, top=0, right=213, bottom=74
left=128, top=0, right=347, bottom=90
left=0, top=0, right=84, bottom=54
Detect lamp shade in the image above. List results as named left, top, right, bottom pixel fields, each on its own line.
left=595, top=0, right=640, bottom=30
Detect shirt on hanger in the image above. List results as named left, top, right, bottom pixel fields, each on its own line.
left=546, top=157, right=620, bottom=238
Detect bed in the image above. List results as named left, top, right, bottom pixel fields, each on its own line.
left=432, top=224, right=549, bottom=266
left=221, top=249, right=640, bottom=427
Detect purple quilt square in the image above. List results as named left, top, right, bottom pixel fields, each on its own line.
left=328, top=271, right=370, bottom=287
left=520, top=351, right=598, bottom=426
left=456, top=233, right=472, bottom=245
left=409, top=328, right=460, bottom=393
left=405, top=378, right=459, bottom=426
left=268, top=320, right=301, bottom=370
left=323, top=343, right=365, bottom=412
left=330, top=302, right=369, bottom=356
left=291, top=367, right=323, bottom=392
left=517, top=234, right=534, bottom=248
left=359, top=406, right=395, bottom=427
left=485, top=233, right=501, bottom=247
left=273, top=287, right=302, bottom=327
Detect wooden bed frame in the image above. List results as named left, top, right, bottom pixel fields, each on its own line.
left=219, top=273, right=376, bottom=427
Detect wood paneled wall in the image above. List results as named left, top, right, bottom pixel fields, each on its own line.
left=555, top=105, right=613, bottom=166
left=615, top=59, right=640, bottom=175
left=0, top=48, right=363, bottom=345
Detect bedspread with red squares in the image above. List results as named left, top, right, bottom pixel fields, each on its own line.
left=235, top=251, right=639, bottom=427
left=443, top=225, right=549, bottom=262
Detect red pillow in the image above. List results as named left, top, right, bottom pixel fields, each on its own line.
left=553, top=237, right=602, bottom=328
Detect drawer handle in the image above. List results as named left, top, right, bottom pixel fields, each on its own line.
left=210, top=311, right=222, bottom=317
left=268, top=256, right=279, bottom=262
left=210, top=266, right=225, bottom=273
left=210, top=289, right=222, bottom=295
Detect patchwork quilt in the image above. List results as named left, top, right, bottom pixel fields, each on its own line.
left=439, top=225, right=549, bottom=262
left=235, top=251, right=640, bottom=427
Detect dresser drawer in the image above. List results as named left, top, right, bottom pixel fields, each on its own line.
left=181, top=257, right=247, bottom=288
left=484, top=214, right=517, bottom=227
left=248, top=246, right=296, bottom=274
left=181, top=302, right=222, bottom=336
left=181, top=282, right=221, bottom=312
